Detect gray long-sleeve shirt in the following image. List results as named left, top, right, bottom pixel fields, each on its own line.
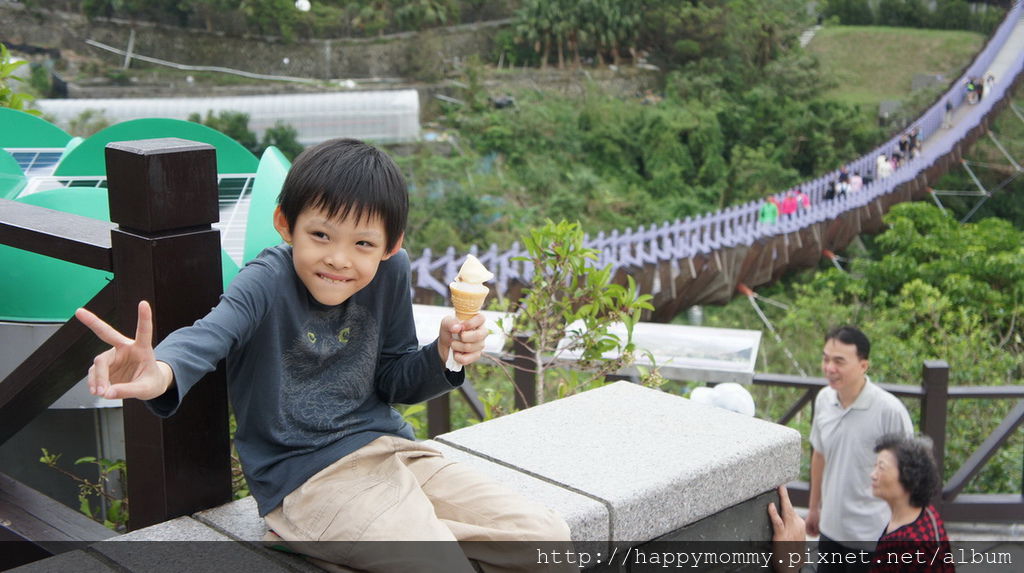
left=149, top=244, right=462, bottom=515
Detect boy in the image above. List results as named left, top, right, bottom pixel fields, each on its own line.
left=76, top=139, right=573, bottom=572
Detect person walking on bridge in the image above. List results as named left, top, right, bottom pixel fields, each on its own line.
left=759, top=196, right=780, bottom=224
left=943, top=99, right=954, bottom=129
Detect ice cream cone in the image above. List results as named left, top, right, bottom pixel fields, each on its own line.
left=450, top=283, right=489, bottom=321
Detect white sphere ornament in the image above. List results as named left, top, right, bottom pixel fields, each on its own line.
left=295, top=0, right=311, bottom=12
left=688, top=383, right=755, bottom=416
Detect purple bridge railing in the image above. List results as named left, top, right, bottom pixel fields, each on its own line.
left=409, top=0, right=1024, bottom=321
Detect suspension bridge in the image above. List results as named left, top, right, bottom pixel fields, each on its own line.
left=408, top=0, right=1024, bottom=322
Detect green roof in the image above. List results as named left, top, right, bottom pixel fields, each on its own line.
left=0, top=149, right=26, bottom=199
left=5, top=115, right=281, bottom=321
left=0, top=108, right=72, bottom=148
left=244, top=146, right=290, bottom=263
left=54, top=118, right=259, bottom=176
left=0, top=187, right=111, bottom=322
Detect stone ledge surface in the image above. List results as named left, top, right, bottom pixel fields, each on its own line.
left=71, top=516, right=297, bottom=573
left=192, top=446, right=611, bottom=545
left=12, top=381, right=801, bottom=571
left=434, top=381, right=801, bottom=542
left=8, top=550, right=113, bottom=573
left=427, top=440, right=610, bottom=542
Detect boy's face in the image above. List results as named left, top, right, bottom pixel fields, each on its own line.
left=274, top=206, right=398, bottom=306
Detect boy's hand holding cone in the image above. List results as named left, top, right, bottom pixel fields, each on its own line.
left=446, top=255, right=493, bottom=371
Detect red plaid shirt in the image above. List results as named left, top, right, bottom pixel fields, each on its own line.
left=869, top=505, right=955, bottom=573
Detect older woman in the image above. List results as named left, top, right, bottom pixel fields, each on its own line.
left=869, top=434, right=955, bottom=572
left=767, top=435, right=956, bottom=573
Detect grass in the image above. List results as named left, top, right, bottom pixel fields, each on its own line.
left=808, top=25, right=985, bottom=112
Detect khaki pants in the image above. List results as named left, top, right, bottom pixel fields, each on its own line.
left=264, top=436, right=575, bottom=572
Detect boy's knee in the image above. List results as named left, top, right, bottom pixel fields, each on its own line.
left=522, top=509, right=572, bottom=542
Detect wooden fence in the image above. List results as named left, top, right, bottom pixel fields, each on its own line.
left=0, top=139, right=233, bottom=533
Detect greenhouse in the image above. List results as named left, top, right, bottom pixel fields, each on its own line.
left=36, top=89, right=421, bottom=146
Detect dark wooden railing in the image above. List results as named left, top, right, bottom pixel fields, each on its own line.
left=0, top=139, right=233, bottom=538
left=753, top=361, right=1024, bottom=522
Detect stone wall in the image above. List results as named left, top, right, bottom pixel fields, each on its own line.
left=0, top=2, right=504, bottom=80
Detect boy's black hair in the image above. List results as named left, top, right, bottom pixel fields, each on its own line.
left=874, top=434, right=940, bottom=508
left=277, top=138, right=407, bottom=252
left=824, top=325, right=871, bottom=360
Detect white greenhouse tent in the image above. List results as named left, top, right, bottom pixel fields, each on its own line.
left=37, top=90, right=421, bottom=145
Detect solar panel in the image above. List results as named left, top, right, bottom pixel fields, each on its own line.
left=7, top=149, right=64, bottom=176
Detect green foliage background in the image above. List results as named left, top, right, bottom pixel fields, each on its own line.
left=702, top=199, right=1023, bottom=492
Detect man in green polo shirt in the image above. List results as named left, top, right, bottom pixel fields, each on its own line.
left=806, top=326, right=913, bottom=572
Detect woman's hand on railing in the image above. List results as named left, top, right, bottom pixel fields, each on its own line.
left=75, top=300, right=175, bottom=401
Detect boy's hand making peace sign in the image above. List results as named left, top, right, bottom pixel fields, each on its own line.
left=75, top=300, right=174, bottom=401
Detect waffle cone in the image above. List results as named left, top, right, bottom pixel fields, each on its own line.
left=451, top=286, right=488, bottom=321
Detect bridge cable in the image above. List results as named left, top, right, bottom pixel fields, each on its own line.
left=822, top=249, right=847, bottom=272
left=962, top=171, right=1023, bottom=222
left=737, top=284, right=809, bottom=378
left=927, top=188, right=947, bottom=213
left=986, top=131, right=1023, bottom=172
left=1010, top=102, right=1024, bottom=125
left=953, top=122, right=1024, bottom=222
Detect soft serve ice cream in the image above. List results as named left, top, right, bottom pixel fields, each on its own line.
left=449, top=254, right=493, bottom=321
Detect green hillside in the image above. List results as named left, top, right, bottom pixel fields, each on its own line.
left=808, top=26, right=985, bottom=113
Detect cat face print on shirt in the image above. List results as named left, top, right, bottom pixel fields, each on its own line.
left=281, top=302, right=379, bottom=437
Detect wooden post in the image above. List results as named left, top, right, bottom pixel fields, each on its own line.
left=512, top=335, right=536, bottom=410
left=921, top=360, right=949, bottom=511
left=105, top=138, right=232, bottom=530
left=427, top=395, right=451, bottom=438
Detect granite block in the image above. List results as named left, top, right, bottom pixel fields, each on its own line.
left=435, top=381, right=801, bottom=542
left=193, top=496, right=347, bottom=572
left=92, top=516, right=291, bottom=573
left=193, top=495, right=266, bottom=541
left=8, top=550, right=112, bottom=573
left=105, top=516, right=229, bottom=542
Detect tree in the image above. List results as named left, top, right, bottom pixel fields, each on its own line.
left=260, top=121, right=304, bottom=161
left=515, top=0, right=555, bottom=69
left=178, top=0, right=234, bottom=32
left=237, top=0, right=302, bottom=39
left=503, top=220, right=654, bottom=405
left=0, top=44, right=39, bottom=115
left=726, top=143, right=800, bottom=206
left=825, top=0, right=876, bottom=25
left=579, top=0, right=614, bottom=67
left=189, top=110, right=259, bottom=155
left=67, top=109, right=111, bottom=137
left=640, top=0, right=728, bottom=68
left=738, top=203, right=1023, bottom=386
left=188, top=110, right=303, bottom=160
left=395, top=0, right=457, bottom=30
left=726, top=0, right=807, bottom=71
